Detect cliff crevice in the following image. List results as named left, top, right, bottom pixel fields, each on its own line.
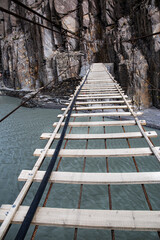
left=0, top=0, right=160, bottom=108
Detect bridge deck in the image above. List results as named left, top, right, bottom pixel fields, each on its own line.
left=0, top=63, right=160, bottom=239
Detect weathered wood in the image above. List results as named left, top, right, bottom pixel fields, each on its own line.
left=73, top=92, right=125, bottom=97
left=34, top=147, right=160, bottom=158
left=79, top=91, right=121, bottom=94
left=73, top=93, right=122, bottom=97
left=40, top=131, right=157, bottom=140
left=61, top=105, right=130, bottom=111
left=82, top=82, right=118, bottom=85
left=81, top=87, right=120, bottom=90
left=0, top=205, right=160, bottom=231
left=74, top=95, right=128, bottom=100
left=80, top=88, right=119, bottom=91
left=80, top=89, right=119, bottom=92
left=83, top=82, right=116, bottom=84
left=53, top=120, right=146, bottom=127
left=58, top=111, right=143, bottom=118
left=73, top=100, right=132, bottom=105
left=18, top=170, right=160, bottom=185
left=86, top=79, right=114, bottom=82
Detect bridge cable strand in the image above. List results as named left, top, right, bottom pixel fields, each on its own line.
left=14, top=68, right=90, bottom=240
left=1, top=5, right=160, bottom=43
left=11, top=0, right=77, bottom=38
left=0, top=7, right=92, bottom=43
left=31, top=116, right=76, bottom=239
left=30, top=40, right=79, bottom=239
left=0, top=6, right=79, bottom=41
left=0, top=64, right=79, bottom=123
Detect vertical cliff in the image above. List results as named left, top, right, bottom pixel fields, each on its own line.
left=0, top=0, right=160, bottom=108
left=105, top=0, right=160, bottom=108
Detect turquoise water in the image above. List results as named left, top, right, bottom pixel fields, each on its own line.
left=0, top=96, right=160, bottom=240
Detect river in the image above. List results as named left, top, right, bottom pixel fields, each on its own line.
left=0, top=96, right=160, bottom=240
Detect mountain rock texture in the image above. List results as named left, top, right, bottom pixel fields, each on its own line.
left=0, top=0, right=160, bottom=108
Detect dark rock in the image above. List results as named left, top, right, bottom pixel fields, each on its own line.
left=0, top=0, right=160, bottom=108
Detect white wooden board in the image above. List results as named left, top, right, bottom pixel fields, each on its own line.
left=0, top=205, right=160, bottom=231
left=19, top=170, right=160, bottom=185
left=34, top=147, right=160, bottom=158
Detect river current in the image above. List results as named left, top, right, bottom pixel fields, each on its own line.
left=0, top=96, right=160, bottom=240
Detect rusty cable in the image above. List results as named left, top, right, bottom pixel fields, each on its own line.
left=102, top=105, right=115, bottom=240
left=117, top=109, right=153, bottom=210
left=73, top=116, right=91, bottom=240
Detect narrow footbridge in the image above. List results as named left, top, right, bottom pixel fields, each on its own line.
left=0, top=63, right=160, bottom=239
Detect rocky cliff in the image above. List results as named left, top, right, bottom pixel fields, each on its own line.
left=0, top=0, right=160, bottom=108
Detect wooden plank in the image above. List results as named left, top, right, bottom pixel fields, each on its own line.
left=86, top=79, right=114, bottom=82
left=79, top=92, right=120, bottom=94
left=79, top=91, right=121, bottom=95
left=75, top=95, right=128, bottom=100
left=81, top=85, right=119, bottom=88
left=81, top=87, right=120, bottom=89
left=73, top=93, right=122, bottom=97
left=34, top=147, right=160, bottom=158
left=83, top=83, right=119, bottom=85
left=86, top=79, right=113, bottom=82
left=53, top=120, right=146, bottom=127
left=40, top=131, right=157, bottom=140
left=58, top=112, right=143, bottom=118
left=81, top=87, right=120, bottom=90
left=80, top=89, right=122, bottom=94
left=83, top=85, right=117, bottom=87
left=61, top=105, right=130, bottom=111
left=19, top=170, right=160, bottom=185
left=1, top=205, right=160, bottom=231
left=73, top=100, right=132, bottom=105
left=75, top=93, right=125, bottom=97
left=83, top=82, right=117, bottom=84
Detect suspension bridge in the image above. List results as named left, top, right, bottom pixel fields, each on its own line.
left=0, top=63, right=160, bottom=239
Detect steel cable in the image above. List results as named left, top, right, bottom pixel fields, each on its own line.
left=14, top=67, right=90, bottom=240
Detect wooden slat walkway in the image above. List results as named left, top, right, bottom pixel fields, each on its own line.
left=0, top=63, right=160, bottom=239
left=40, top=131, right=157, bottom=140
left=19, top=171, right=160, bottom=185
left=62, top=105, right=131, bottom=111
left=53, top=120, right=146, bottom=127
left=68, top=100, right=132, bottom=105
left=1, top=205, right=160, bottom=231
left=34, top=147, right=160, bottom=158
left=58, top=111, right=143, bottom=118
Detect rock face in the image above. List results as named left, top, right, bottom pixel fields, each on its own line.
left=105, top=0, right=160, bottom=108
left=0, top=0, right=160, bottom=108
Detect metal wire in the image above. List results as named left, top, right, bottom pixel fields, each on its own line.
left=0, top=7, right=92, bottom=43
left=73, top=117, right=91, bottom=240
left=14, top=67, right=90, bottom=240
left=0, top=64, right=79, bottom=123
left=117, top=109, right=160, bottom=239
left=11, top=0, right=78, bottom=38
left=102, top=111, right=115, bottom=240
left=31, top=117, right=76, bottom=240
